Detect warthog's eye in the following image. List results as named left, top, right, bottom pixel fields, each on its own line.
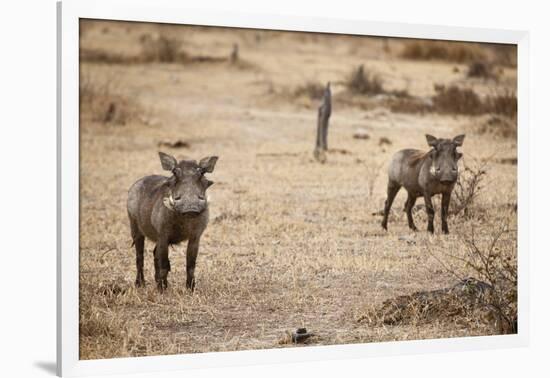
left=436, top=167, right=441, bottom=172
left=198, top=195, right=205, bottom=200
left=174, top=195, right=182, bottom=201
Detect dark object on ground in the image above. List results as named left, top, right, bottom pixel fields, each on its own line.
left=467, top=61, right=495, bottom=79
left=379, top=137, right=392, bottom=146
left=497, top=157, right=517, bottom=165
left=157, top=139, right=190, bottom=149
left=291, top=328, right=313, bottom=343
left=103, top=102, right=116, bottom=123
left=230, top=43, right=239, bottom=63
left=328, top=148, right=351, bottom=155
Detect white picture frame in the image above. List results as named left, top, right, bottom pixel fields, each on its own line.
left=57, top=0, right=530, bottom=376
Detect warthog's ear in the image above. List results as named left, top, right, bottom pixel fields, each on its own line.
left=199, top=156, right=218, bottom=173
left=159, top=152, right=177, bottom=172
left=453, top=134, right=466, bottom=146
left=426, top=134, right=438, bottom=148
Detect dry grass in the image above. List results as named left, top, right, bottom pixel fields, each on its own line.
left=79, top=20, right=517, bottom=360
left=477, top=114, right=517, bottom=139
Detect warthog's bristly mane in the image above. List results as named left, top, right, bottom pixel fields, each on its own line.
left=408, top=150, right=431, bottom=166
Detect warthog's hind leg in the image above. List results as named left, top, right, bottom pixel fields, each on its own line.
left=404, top=192, right=418, bottom=231
left=130, top=220, right=145, bottom=287
left=381, top=180, right=401, bottom=230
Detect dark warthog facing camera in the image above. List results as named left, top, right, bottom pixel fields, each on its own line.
left=381, top=134, right=465, bottom=234
left=127, top=152, right=218, bottom=292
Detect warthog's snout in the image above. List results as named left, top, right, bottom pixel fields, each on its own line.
left=175, top=196, right=207, bottom=215
left=165, top=193, right=207, bottom=215
left=439, top=168, right=458, bottom=184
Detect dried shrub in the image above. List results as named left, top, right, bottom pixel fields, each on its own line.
left=79, top=48, right=130, bottom=64
left=456, top=222, right=517, bottom=334
left=81, top=33, right=233, bottom=66
left=489, top=44, right=517, bottom=67
left=139, top=34, right=185, bottom=63
left=449, top=159, right=487, bottom=217
left=467, top=61, right=496, bottom=79
left=80, top=72, right=145, bottom=126
left=401, top=40, right=487, bottom=63
left=293, top=81, right=326, bottom=100
left=431, top=85, right=517, bottom=118
left=432, top=85, right=485, bottom=115
left=389, top=97, right=432, bottom=114
left=367, top=220, right=517, bottom=335
left=345, top=64, right=384, bottom=95
left=386, top=85, right=517, bottom=123
left=485, top=90, right=517, bottom=119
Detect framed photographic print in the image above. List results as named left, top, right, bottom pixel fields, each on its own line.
left=57, top=0, right=529, bottom=376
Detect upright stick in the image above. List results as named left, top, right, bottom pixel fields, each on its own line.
left=314, top=82, right=332, bottom=163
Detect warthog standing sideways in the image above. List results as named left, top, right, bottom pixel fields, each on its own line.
left=381, top=134, right=465, bottom=234
left=127, top=152, right=218, bottom=292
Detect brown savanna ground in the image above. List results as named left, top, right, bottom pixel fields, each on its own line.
left=79, top=20, right=518, bottom=359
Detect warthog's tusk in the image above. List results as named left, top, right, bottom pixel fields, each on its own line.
left=163, top=194, right=176, bottom=211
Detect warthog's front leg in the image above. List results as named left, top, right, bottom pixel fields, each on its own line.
left=423, top=192, right=435, bottom=234
left=154, top=240, right=170, bottom=292
left=186, top=237, right=200, bottom=292
left=134, top=234, right=145, bottom=287
left=441, top=192, right=451, bottom=234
